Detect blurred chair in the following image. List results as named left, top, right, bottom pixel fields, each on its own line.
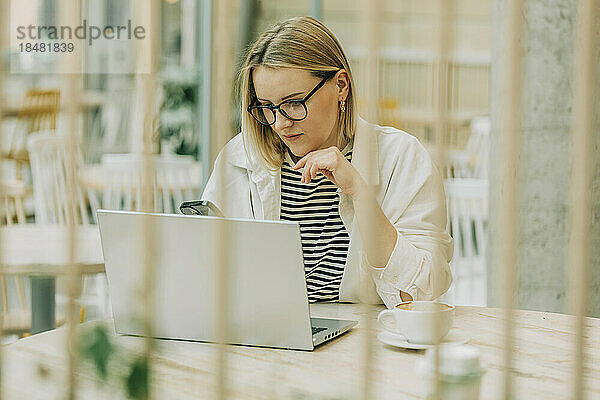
left=441, top=117, right=490, bottom=179
left=464, top=116, right=490, bottom=179
left=85, top=154, right=202, bottom=222
left=27, top=133, right=105, bottom=319
left=0, top=181, right=30, bottom=335
left=442, top=149, right=469, bottom=179
left=441, top=178, right=489, bottom=306
left=1, top=180, right=26, bottom=225
left=27, top=132, right=89, bottom=225
left=1, top=89, right=60, bottom=166
left=0, top=90, right=61, bottom=222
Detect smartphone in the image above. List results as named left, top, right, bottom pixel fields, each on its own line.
left=179, top=200, right=224, bottom=217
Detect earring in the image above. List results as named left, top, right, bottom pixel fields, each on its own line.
left=339, top=100, right=346, bottom=113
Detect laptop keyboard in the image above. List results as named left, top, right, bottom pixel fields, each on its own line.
left=312, top=326, right=327, bottom=335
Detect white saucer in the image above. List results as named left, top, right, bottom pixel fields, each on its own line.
left=377, top=329, right=471, bottom=350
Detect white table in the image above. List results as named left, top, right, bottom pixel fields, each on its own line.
left=1, top=224, right=104, bottom=333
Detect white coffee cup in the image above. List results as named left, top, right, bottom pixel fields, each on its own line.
left=377, top=301, right=455, bottom=344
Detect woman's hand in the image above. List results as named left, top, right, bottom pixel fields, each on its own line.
left=294, top=147, right=401, bottom=273
left=293, top=146, right=367, bottom=197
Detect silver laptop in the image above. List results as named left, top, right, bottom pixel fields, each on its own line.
left=97, top=210, right=357, bottom=350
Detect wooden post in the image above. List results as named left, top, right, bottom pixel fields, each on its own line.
left=568, top=0, right=597, bottom=399
left=497, top=1, right=523, bottom=399
left=0, top=0, right=7, bottom=396
left=359, top=2, right=380, bottom=399
left=136, top=1, right=161, bottom=398
left=433, top=1, right=453, bottom=399
left=435, top=0, right=451, bottom=178
left=58, top=1, right=83, bottom=399
left=213, top=0, right=234, bottom=398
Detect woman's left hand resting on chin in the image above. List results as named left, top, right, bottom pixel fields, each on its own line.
left=294, top=146, right=413, bottom=302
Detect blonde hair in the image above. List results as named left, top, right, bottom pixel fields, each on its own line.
left=238, top=16, right=357, bottom=169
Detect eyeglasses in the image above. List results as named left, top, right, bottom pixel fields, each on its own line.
left=247, top=76, right=329, bottom=126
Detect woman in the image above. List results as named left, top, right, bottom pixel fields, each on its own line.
left=202, top=16, right=452, bottom=308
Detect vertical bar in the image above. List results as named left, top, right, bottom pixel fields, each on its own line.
left=213, top=0, right=234, bottom=398
left=59, top=1, right=83, bottom=398
left=433, top=1, right=453, bottom=399
left=359, top=2, right=380, bottom=399
left=136, top=1, right=161, bottom=398
left=435, top=0, right=450, bottom=171
left=211, top=0, right=232, bottom=164
left=199, top=0, right=213, bottom=187
left=0, top=0, right=7, bottom=395
left=497, top=1, right=523, bottom=399
left=568, top=0, right=597, bottom=399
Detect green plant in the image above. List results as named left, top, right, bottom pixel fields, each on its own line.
left=159, top=65, right=200, bottom=157
left=79, top=323, right=150, bottom=400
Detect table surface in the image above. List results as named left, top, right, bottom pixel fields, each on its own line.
left=0, top=224, right=104, bottom=275
left=1, top=303, right=599, bottom=399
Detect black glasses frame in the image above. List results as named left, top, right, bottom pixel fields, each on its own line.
left=247, top=76, right=330, bottom=126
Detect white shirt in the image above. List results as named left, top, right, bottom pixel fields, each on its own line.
left=201, top=118, right=453, bottom=308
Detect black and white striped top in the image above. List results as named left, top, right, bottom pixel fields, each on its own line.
left=280, top=149, right=353, bottom=302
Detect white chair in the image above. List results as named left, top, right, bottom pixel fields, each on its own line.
left=28, top=132, right=90, bottom=225
left=442, top=178, right=489, bottom=306
left=1, top=90, right=60, bottom=167
left=464, top=116, right=490, bottom=179
left=87, top=154, right=202, bottom=221
left=1, top=180, right=26, bottom=225
left=441, top=116, right=490, bottom=179
left=0, top=180, right=30, bottom=335
left=27, top=133, right=106, bottom=320
left=443, top=149, right=470, bottom=179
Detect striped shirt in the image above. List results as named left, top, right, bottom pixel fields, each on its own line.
left=280, top=149, right=353, bottom=302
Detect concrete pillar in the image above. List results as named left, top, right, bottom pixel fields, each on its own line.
left=488, top=0, right=600, bottom=316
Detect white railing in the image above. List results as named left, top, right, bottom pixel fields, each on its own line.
left=0, top=0, right=597, bottom=399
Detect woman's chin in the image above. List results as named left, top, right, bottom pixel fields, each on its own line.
left=287, top=144, right=310, bottom=159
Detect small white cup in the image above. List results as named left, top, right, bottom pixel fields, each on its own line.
left=418, top=345, right=485, bottom=400
left=378, top=301, right=455, bottom=344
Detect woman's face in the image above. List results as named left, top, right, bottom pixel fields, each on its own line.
left=251, top=66, right=349, bottom=159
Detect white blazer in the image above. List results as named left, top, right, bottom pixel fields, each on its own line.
left=201, top=118, right=452, bottom=308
